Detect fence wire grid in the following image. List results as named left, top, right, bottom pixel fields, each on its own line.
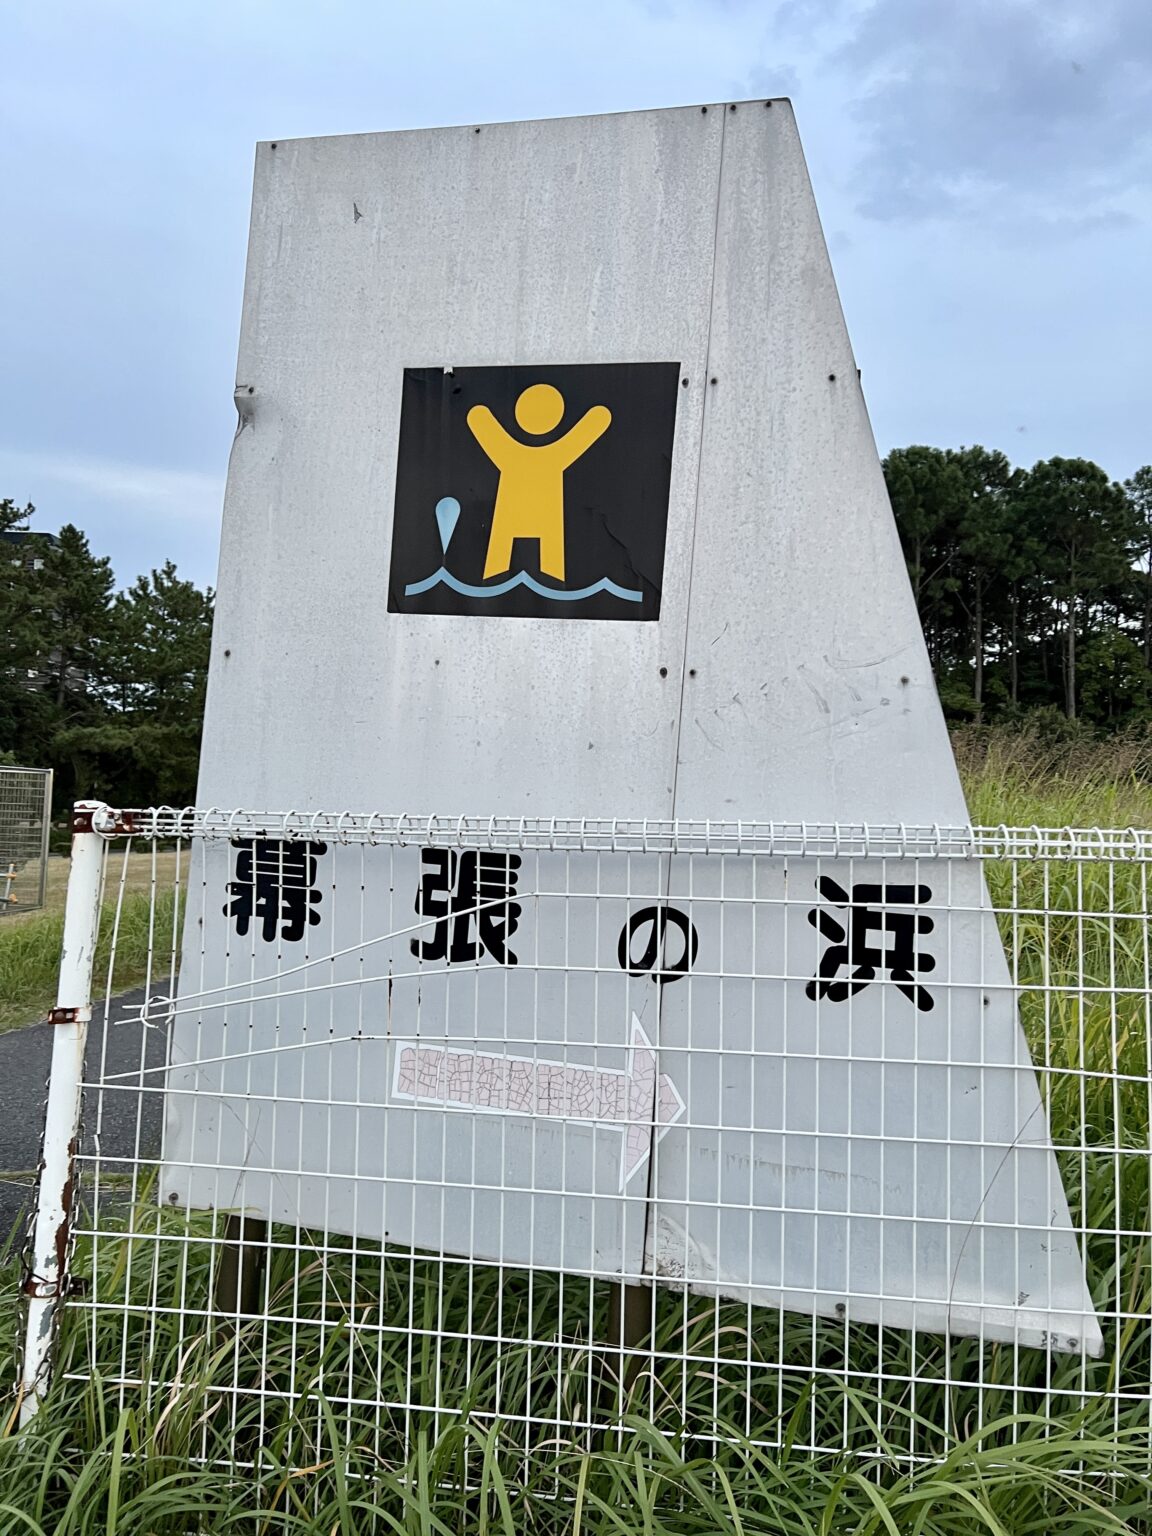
left=29, top=808, right=1152, bottom=1468
left=0, top=765, right=52, bottom=913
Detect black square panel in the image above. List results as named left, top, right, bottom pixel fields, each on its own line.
left=388, top=363, right=680, bottom=621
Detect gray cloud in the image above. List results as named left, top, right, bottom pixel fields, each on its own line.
left=1, top=0, right=1148, bottom=594
left=825, top=0, right=1152, bottom=225
left=0, top=449, right=223, bottom=527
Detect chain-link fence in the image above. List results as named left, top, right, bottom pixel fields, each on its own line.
left=0, top=766, right=52, bottom=914
left=18, top=806, right=1151, bottom=1470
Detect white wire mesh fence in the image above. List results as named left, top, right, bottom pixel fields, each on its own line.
left=0, top=765, right=52, bottom=913
left=21, top=807, right=1152, bottom=1467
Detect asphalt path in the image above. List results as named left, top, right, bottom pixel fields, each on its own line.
left=0, top=987, right=167, bottom=1243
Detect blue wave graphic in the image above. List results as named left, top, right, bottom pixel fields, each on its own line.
left=405, top=567, right=643, bottom=604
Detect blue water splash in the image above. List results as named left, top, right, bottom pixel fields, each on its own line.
left=404, top=568, right=643, bottom=603
left=434, top=496, right=461, bottom=553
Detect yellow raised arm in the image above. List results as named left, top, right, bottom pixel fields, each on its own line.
left=466, top=405, right=516, bottom=468
left=556, top=405, right=611, bottom=469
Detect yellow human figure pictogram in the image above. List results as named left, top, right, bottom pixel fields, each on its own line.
left=467, top=384, right=612, bottom=582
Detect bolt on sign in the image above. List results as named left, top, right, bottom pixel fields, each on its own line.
left=164, top=102, right=1101, bottom=1354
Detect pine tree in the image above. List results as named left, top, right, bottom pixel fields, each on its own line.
left=1018, top=458, right=1139, bottom=722
left=62, top=562, right=214, bottom=804
left=0, top=499, right=45, bottom=758
left=37, top=525, right=115, bottom=709
left=946, top=446, right=1026, bottom=718
left=1123, top=467, right=1152, bottom=666
left=882, top=447, right=968, bottom=672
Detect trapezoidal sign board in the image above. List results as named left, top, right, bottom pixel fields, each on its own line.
left=161, top=101, right=1101, bottom=1355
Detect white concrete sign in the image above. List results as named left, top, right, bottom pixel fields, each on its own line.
left=162, top=101, right=1101, bottom=1354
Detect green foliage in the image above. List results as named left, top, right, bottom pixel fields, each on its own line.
left=1078, top=631, right=1152, bottom=724
left=0, top=1392, right=1147, bottom=1533
left=61, top=562, right=214, bottom=804
left=0, top=502, right=212, bottom=806
left=1021, top=458, right=1139, bottom=720
left=0, top=1202, right=1148, bottom=1531
left=1, top=1165, right=1150, bottom=1535
left=883, top=451, right=1152, bottom=728
left=39, top=525, right=115, bottom=709
left=881, top=446, right=968, bottom=662
left=0, top=499, right=43, bottom=750
left=1123, top=466, right=1152, bottom=666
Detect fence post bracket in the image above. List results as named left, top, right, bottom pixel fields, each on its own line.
left=71, top=806, right=137, bottom=836
left=46, top=1007, right=82, bottom=1026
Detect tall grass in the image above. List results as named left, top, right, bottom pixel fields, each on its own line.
left=1, top=1393, right=1148, bottom=1533
left=0, top=887, right=177, bottom=1031
left=1, top=734, right=1151, bottom=1530
left=953, top=723, right=1152, bottom=828
left=3, top=1213, right=1150, bottom=1536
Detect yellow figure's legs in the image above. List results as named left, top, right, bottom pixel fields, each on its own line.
left=483, top=527, right=516, bottom=581
left=483, top=515, right=565, bottom=582
left=537, top=522, right=564, bottom=582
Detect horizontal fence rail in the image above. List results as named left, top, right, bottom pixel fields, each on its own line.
left=96, top=806, right=1152, bottom=861
left=21, top=806, right=1152, bottom=1471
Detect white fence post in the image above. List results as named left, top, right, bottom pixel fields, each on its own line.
left=19, top=801, right=108, bottom=1425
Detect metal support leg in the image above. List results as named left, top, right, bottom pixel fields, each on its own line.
left=213, top=1213, right=268, bottom=1328
left=607, top=1282, right=650, bottom=1362
left=597, top=1280, right=651, bottom=1425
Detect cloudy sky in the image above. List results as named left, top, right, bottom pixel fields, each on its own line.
left=2, top=0, right=1149, bottom=592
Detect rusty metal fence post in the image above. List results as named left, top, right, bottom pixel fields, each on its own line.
left=19, top=801, right=107, bottom=1425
